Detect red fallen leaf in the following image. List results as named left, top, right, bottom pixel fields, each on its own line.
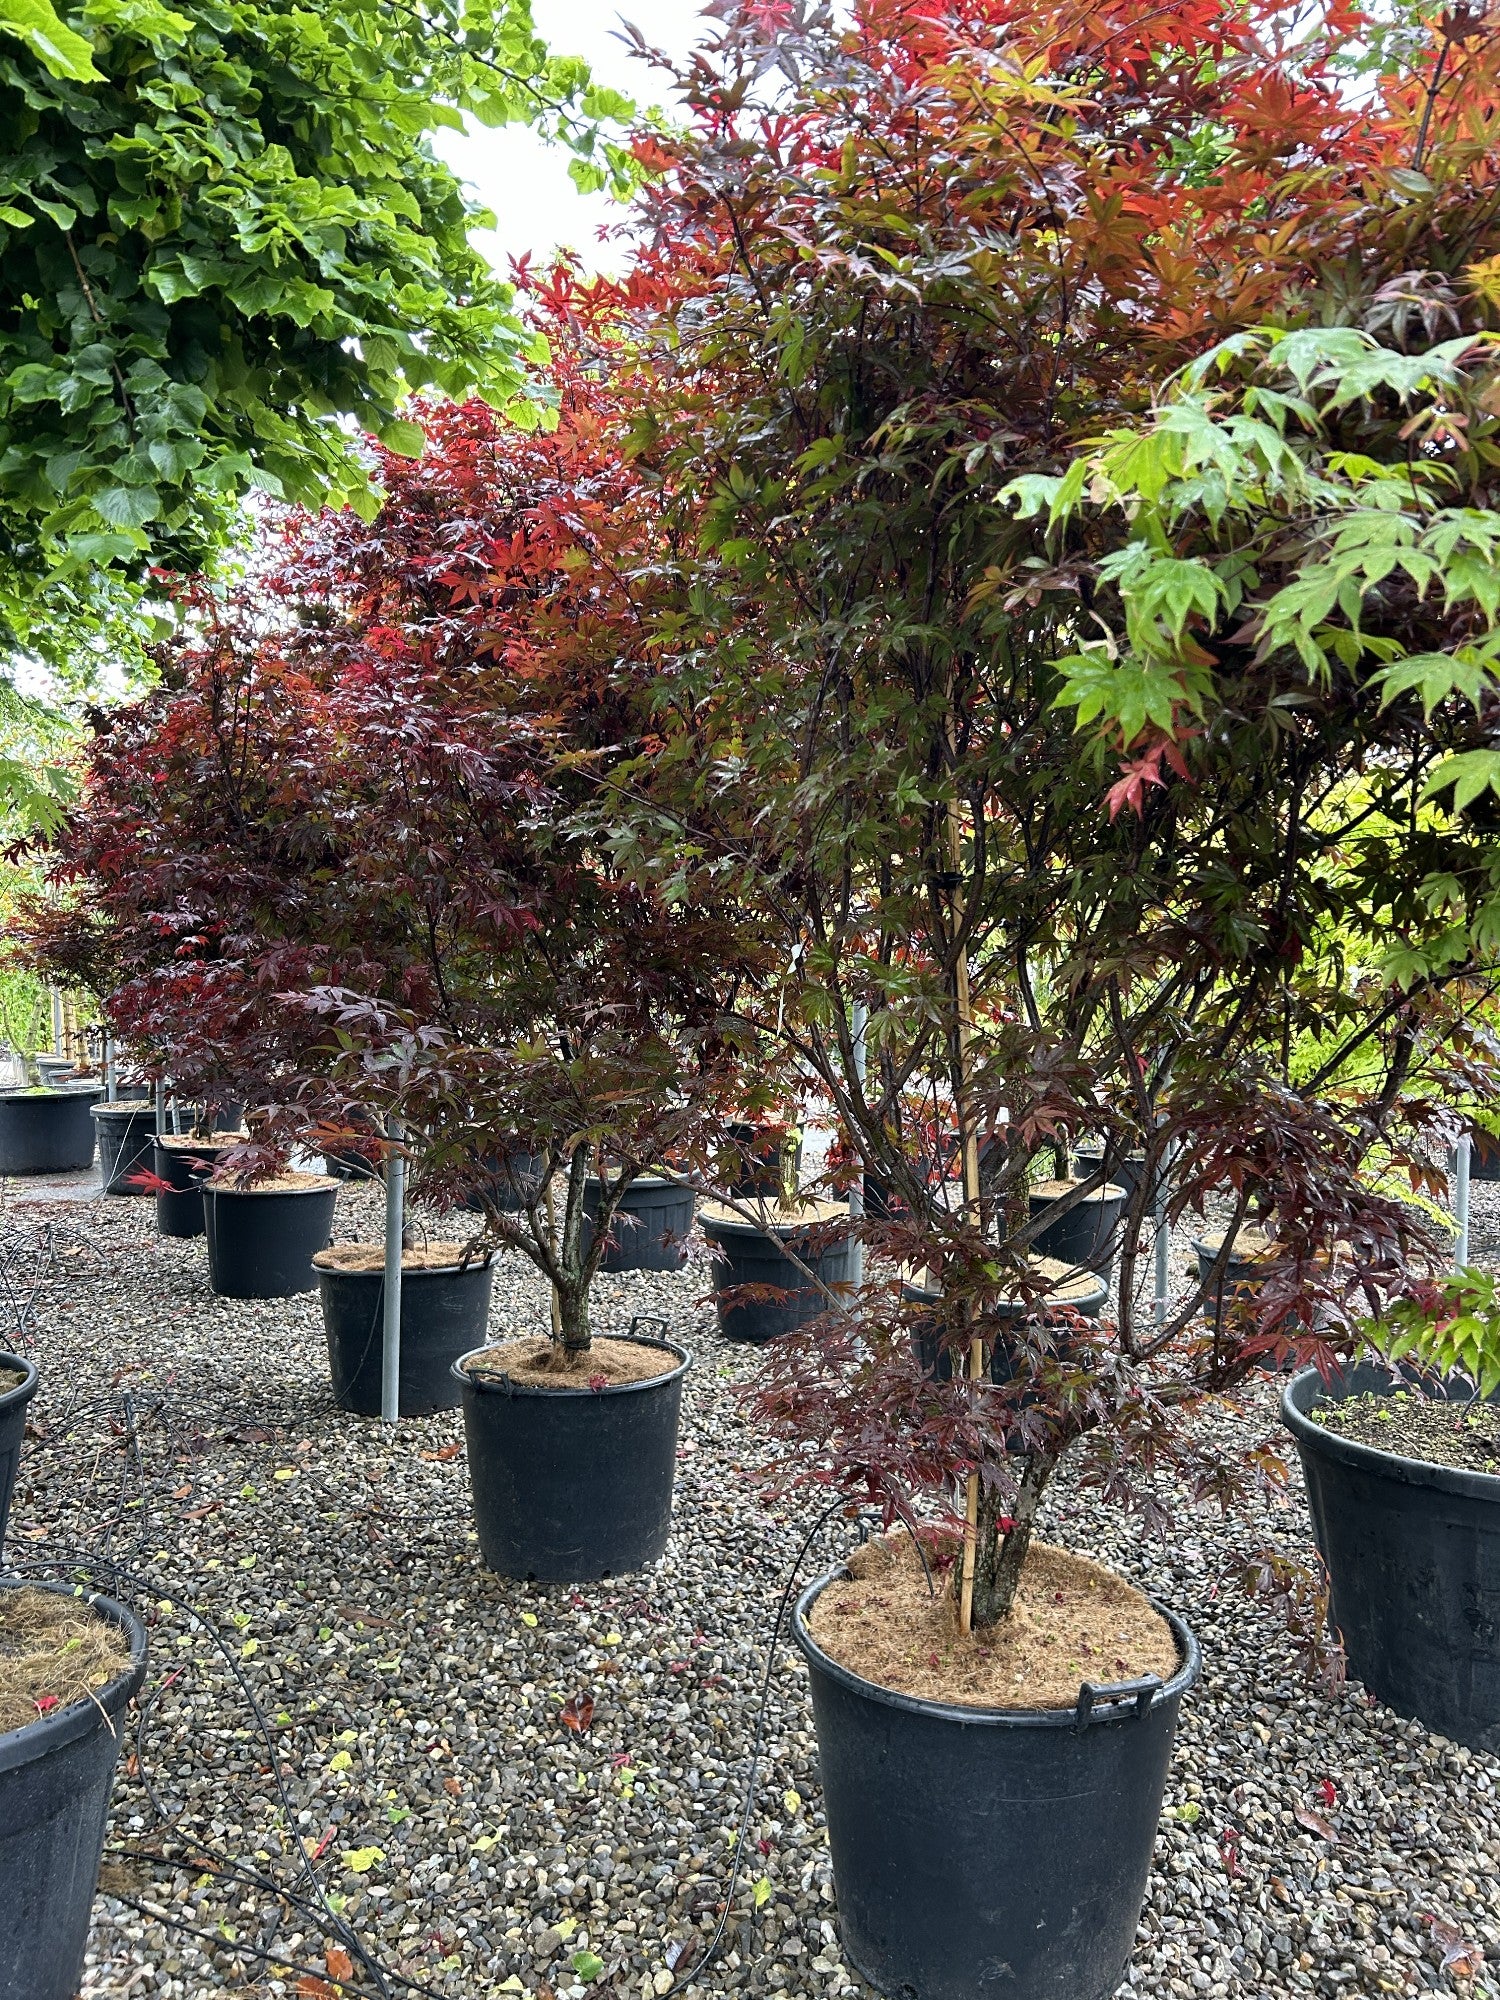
left=927, top=1652, right=940, bottom=1669
left=184, top=1501, right=221, bottom=1520
left=1316, top=1777, right=1337, bottom=1808
left=588, top=1372, right=609, bottom=1392
left=560, top=1693, right=595, bottom=1733
left=757, top=1836, right=771, bottom=1856
left=1293, top=1805, right=1338, bottom=1844
left=325, top=1945, right=355, bottom=1981
left=34, top=1693, right=59, bottom=1715
left=442, top=1775, right=463, bottom=1796
left=418, top=1443, right=462, bottom=1462
left=1219, top=1827, right=1242, bottom=1878
left=296, top=1980, right=339, bottom=2000
left=611, top=1751, right=633, bottom=1769
left=170, top=1484, right=192, bottom=1500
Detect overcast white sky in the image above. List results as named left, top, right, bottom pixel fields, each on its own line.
left=434, top=1, right=710, bottom=277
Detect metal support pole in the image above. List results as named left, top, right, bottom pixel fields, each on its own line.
left=381, top=1117, right=405, bottom=1424
left=1455, top=1133, right=1472, bottom=1271
left=104, top=1034, right=116, bottom=1104
left=1153, top=1139, right=1175, bottom=1330
left=848, top=998, right=867, bottom=1288
left=154, top=1079, right=166, bottom=1138
left=50, top=988, right=63, bottom=1057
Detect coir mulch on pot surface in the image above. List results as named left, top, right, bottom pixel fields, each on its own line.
left=461, top=1335, right=676, bottom=1389
left=0, top=1588, right=131, bottom=1734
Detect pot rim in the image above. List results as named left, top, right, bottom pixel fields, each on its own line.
left=793, top=1567, right=1200, bottom=1728
left=314, top=1246, right=496, bottom=1277
left=0, top=1348, right=39, bottom=1414
left=0, top=1581, right=148, bottom=1777
left=0, top=1085, right=103, bottom=1103
left=453, top=1332, right=692, bottom=1399
left=1028, top=1180, right=1126, bottom=1207
left=1282, top=1363, right=1500, bottom=1500
left=201, top=1177, right=340, bottom=1199
left=699, top=1204, right=849, bottom=1244
left=90, top=1099, right=154, bottom=1119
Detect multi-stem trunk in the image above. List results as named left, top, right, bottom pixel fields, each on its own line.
left=956, top=1451, right=1057, bottom=1630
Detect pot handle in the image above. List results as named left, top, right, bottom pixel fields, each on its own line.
left=628, top=1315, right=669, bottom=1339
left=1075, top=1673, right=1161, bottom=1728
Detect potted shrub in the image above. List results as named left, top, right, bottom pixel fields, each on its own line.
left=202, top=1164, right=340, bottom=1299
left=1283, top=1277, right=1500, bottom=1752
left=26, top=304, right=764, bottom=1573
left=699, top=1195, right=854, bottom=1343
left=617, top=5, right=1500, bottom=1992
left=90, top=1096, right=156, bottom=1194
left=0, top=1580, right=148, bottom=2000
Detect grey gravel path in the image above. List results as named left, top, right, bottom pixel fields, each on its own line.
left=0, top=1177, right=1493, bottom=2000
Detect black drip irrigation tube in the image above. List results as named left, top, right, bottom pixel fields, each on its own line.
left=19, top=1376, right=863, bottom=2000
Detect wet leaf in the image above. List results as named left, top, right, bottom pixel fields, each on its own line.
left=560, top=1693, right=595, bottom=1733
left=572, top=1950, right=605, bottom=1981
left=341, top=1845, right=384, bottom=1874
left=325, top=1946, right=355, bottom=1981
left=752, top=1875, right=772, bottom=1908
left=1293, top=1805, right=1338, bottom=1844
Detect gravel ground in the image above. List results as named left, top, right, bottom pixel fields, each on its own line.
left=0, top=1173, right=1495, bottom=2000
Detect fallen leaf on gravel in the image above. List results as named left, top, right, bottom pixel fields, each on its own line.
left=443, top=1775, right=463, bottom=1796
left=560, top=1694, right=594, bottom=1733
left=325, top=1946, right=354, bottom=1981
left=1428, top=1916, right=1485, bottom=1978
left=341, top=1845, right=384, bottom=1874
left=1293, top=1805, right=1339, bottom=1844
left=296, top=1981, right=338, bottom=1999
left=419, top=1443, right=462, bottom=1462
left=1315, top=1777, right=1337, bottom=1808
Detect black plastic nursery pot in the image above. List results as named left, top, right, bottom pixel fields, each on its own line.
left=0, top=1087, right=101, bottom=1176
left=1028, top=1178, right=1127, bottom=1274
left=0, top=1352, right=39, bottom=1557
left=315, top=1249, right=495, bottom=1417
left=699, top=1201, right=853, bottom=1343
left=794, top=1575, right=1200, bottom=2000
left=203, top=1175, right=339, bottom=1299
left=1468, top=1128, right=1500, bottom=1183
left=583, top=1175, right=697, bottom=1273
left=91, top=1100, right=156, bottom=1196
left=1072, top=1147, right=1149, bottom=1198
left=460, top=1142, right=546, bottom=1214
left=0, top=1581, right=148, bottom=2000
left=906, top=1257, right=1108, bottom=1387
left=153, top=1135, right=238, bottom=1239
left=1283, top=1363, right=1500, bottom=1753
left=722, top=1121, right=803, bottom=1199
left=454, top=1332, right=691, bottom=1581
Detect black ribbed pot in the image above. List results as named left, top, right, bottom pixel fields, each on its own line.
left=316, top=1252, right=495, bottom=1416
left=583, top=1175, right=696, bottom=1272
left=1468, top=1128, right=1500, bottom=1183
left=0, top=1089, right=100, bottom=1175
left=906, top=1260, right=1108, bottom=1387
left=455, top=1332, right=691, bottom=1581
left=794, top=1573, right=1199, bottom=2000
left=1028, top=1178, right=1126, bottom=1273
left=699, top=1203, right=853, bottom=1343
left=203, top=1179, right=339, bottom=1299
left=1283, top=1363, right=1500, bottom=1752
left=0, top=1582, right=148, bottom=2000
left=153, top=1136, right=238, bottom=1239
left=721, top=1122, right=803, bottom=1199
left=460, top=1142, right=546, bottom=1214
left=1072, top=1147, right=1149, bottom=1198
left=91, top=1101, right=156, bottom=1195
left=0, top=1352, right=39, bottom=1557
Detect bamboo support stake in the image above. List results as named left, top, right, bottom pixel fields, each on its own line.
left=948, top=788, right=984, bottom=1639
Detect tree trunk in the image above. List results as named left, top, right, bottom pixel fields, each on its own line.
left=955, top=1452, right=1056, bottom=1630
left=558, top=1282, right=591, bottom=1358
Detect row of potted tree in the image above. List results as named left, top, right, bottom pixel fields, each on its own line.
left=4, top=3, right=1500, bottom=1997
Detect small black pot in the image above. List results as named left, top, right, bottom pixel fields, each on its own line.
left=1468, top=1128, right=1500, bottom=1183
left=455, top=1332, right=691, bottom=1580
left=91, top=1100, right=156, bottom=1196
left=794, top=1573, right=1200, bottom=2000
left=699, top=1203, right=853, bottom=1343
left=0, top=1088, right=101, bottom=1175
left=153, top=1136, right=237, bottom=1239
left=460, top=1142, right=546, bottom=1214
left=0, top=1581, right=148, bottom=2000
left=1283, top=1362, right=1500, bottom=1752
left=317, top=1252, right=495, bottom=1416
left=203, top=1179, right=339, bottom=1299
left=906, top=1260, right=1108, bottom=1386
left=1072, top=1147, right=1149, bottom=1199
left=323, top=1146, right=383, bottom=1183
left=0, top=1352, right=39, bottom=1557
left=583, top=1175, right=696, bottom=1272
left=1028, top=1177, right=1127, bottom=1273
left=721, top=1121, right=803, bottom=1200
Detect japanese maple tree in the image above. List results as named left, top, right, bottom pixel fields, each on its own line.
left=604, top=0, right=1500, bottom=1628
left=20, top=287, right=766, bottom=1356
